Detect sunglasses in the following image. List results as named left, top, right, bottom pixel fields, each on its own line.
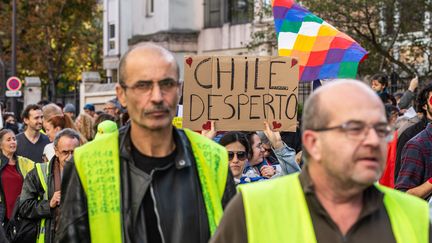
left=228, top=151, right=247, bottom=161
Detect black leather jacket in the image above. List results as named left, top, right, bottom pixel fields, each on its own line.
left=56, top=125, right=236, bottom=243
left=19, top=156, right=57, bottom=243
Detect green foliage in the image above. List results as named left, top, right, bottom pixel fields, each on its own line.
left=0, top=0, right=103, bottom=100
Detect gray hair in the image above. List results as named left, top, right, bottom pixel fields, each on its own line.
left=53, top=128, right=80, bottom=148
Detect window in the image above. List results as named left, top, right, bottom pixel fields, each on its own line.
left=204, top=0, right=253, bottom=27
left=108, top=23, right=115, bottom=50
left=147, top=0, right=154, bottom=17
left=205, top=0, right=224, bottom=27
left=109, top=24, right=115, bottom=39
left=229, top=0, right=253, bottom=25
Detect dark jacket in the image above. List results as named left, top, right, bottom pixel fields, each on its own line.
left=56, top=125, right=236, bottom=243
left=394, top=117, right=428, bottom=181
left=19, top=157, right=57, bottom=243
left=0, top=154, right=25, bottom=226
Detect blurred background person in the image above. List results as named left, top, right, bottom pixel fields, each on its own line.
left=63, top=104, right=76, bottom=121
left=3, top=113, right=19, bottom=135
left=83, top=104, right=96, bottom=120
left=0, top=129, right=34, bottom=228
left=219, top=132, right=256, bottom=185
left=75, top=113, right=94, bottom=142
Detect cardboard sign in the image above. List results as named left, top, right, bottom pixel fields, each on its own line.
left=182, top=56, right=299, bottom=131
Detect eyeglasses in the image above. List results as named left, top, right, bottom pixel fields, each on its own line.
left=58, top=150, right=74, bottom=157
left=228, top=151, right=248, bottom=161
left=120, top=78, right=179, bottom=95
left=312, top=120, right=392, bottom=141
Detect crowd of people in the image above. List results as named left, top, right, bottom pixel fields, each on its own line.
left=0, top=43, right=428, bottom=242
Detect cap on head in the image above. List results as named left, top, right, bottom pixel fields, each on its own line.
left=83, top=103, right=95, bottom=112
left=63, top=103, right=76, bottom=114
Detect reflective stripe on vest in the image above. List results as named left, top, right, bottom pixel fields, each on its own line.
left=35, top=162, right=50, bottom=243
left=74, top=128, right=228, bottom=242
left=239, top=173, right=429, bottom=243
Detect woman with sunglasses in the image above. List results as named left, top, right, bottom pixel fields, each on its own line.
left=219, top=132, right=263, bottom=184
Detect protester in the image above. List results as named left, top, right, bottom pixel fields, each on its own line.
left=219, top=132, right=259, bottom=184
left=92, top=112, right=115, bottom=136
left=83, top=104, right=96, bottom=119
left=42, top=104, right=63, bottom=130
left=257, top=122, right=301, bottom=175
left=93, top=120, right=117, bottom=140
left=103, top=99, right=122, bottom=122
left=211, top=80, right=429, bottom=243
left=63, top=104, right=76, bottom=121
left=242, top=131, right=279, bottom=179
left=75, top=113, right=94, bottom=142
left=57, top=43, right=235, bottom=242
left=19, top=129, right=81, bottom=243
left=16, top=105, right=50, bottom=163
left=395, top=104, right=432, bottom=198
left=0, top=129, right=34, bottom=228
left=3, top=113, right=19, bottom=134
left=370, top=72, right=389, bottom=95
left=398, top=76, right=419, bottom=110
left=379, top=104, right=400, bottom=188
left=44, top=115, right=76, bottom=143
left=394, top=83, right=432, bottom=182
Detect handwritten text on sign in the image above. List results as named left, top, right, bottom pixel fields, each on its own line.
left=183, top=56, right=299, bottom=131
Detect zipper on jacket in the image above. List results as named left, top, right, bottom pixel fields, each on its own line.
left=150, top=184, right=166, bottom=243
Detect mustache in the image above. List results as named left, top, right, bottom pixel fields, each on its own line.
left=143, top=105, right=171, bottom=115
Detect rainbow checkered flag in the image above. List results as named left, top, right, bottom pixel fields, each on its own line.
left=272, top=0, right=368, bottom=82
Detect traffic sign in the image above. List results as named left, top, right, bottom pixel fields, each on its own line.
left=6, top=76, right=22, bottom=91
left=5, top=90, right=22, bottom=97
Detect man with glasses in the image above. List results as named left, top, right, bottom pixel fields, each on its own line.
left=19, top=128, right=81, bottom=243
left=211, top=80, right=429, bottom=243
left=56, top=43, right=235, bottom=243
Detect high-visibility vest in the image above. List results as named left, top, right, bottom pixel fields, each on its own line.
left=35, top=162, right=50, bottom=243
left=74, top=129, right=228, bottom=242
left=17, top=156, right=35, bottom=178
left=239, top=173, right=429, bottom=243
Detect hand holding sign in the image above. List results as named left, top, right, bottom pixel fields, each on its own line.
left=263, top=121, right=284, bottom=150
left=201, top=121, right=217, bottom=140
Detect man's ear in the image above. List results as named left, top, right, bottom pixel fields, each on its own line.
left=116, top=84, right=127, bottom=108
left=302, top=130, right=322, bottom=162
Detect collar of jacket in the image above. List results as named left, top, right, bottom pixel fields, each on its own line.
left=0, top=153, right=18, bottom=169
left=118, top=123, right=194, bottom=170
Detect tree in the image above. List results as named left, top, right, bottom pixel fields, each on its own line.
left=0, top=0, right=103, bottom=100
left=249, top=0, right=432, bottom=81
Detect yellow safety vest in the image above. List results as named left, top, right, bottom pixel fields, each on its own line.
left=17, top=156, right=35, bottom=178
left=239, top=173, right=429, bottom=243
left=74, top=128, right=228, bottom=242
left=35, top=162, right=50, bottom=243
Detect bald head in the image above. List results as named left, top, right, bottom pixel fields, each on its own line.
left=118, top=43, right=179, bottom=85
left=302, top=79, right=384, bottom=133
